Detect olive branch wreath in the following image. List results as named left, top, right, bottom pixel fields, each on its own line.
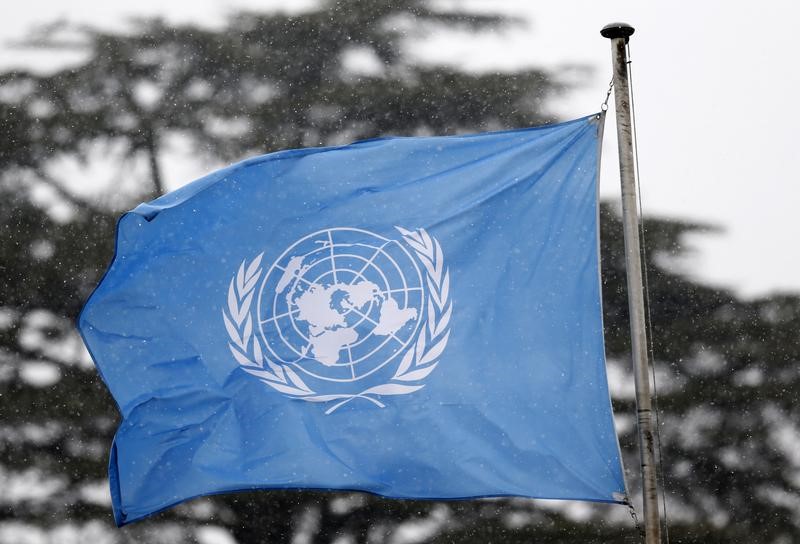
left=223, top=227, right=451, bottom=414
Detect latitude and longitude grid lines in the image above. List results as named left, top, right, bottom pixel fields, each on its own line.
left=260, top=232, right=423, bottom=378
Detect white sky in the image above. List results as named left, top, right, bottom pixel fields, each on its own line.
left=3, top=0, right=799, bottom=298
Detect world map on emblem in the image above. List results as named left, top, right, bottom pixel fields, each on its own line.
left=257, top=228, right=425, bottom=383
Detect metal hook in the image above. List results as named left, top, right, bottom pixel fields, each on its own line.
left=601, top=79, right=614, bottom=111
left=627, top=502, right=646, bottom=542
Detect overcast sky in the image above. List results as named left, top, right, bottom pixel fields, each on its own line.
left=3, top=0, right=798, bottom=298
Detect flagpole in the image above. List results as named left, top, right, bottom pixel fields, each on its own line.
left=600, top=22, right=662, bottom=544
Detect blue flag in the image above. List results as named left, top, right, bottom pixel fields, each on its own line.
left=79, top=114, right=626, bottom=525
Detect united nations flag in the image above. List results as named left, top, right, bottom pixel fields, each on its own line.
left=79, top=114, right=627, bottom=526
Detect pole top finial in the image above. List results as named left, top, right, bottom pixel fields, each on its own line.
left=600, top=22, right=635, bottom=40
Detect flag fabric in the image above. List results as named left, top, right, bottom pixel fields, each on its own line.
left=79, top=113, right=627, bottom=526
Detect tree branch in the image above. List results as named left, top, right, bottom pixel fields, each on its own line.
left=144, top=126, right=164, bottom=196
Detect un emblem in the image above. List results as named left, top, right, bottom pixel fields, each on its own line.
left=223, top=227, right=452, bottom=414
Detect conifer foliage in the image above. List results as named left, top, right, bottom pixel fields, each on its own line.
left=1, top=2, right=798, bottom=542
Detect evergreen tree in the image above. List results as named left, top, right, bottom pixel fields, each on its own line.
left=1, top=2, right=798, bottom=542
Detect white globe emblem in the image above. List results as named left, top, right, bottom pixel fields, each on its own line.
left=224, top=226, right=452, bottom=414
left=260, top=227, right=423, bottom=380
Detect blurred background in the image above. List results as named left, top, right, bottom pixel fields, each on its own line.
left=1, top=1, right=799, bottom=542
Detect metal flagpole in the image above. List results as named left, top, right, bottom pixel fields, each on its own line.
left=600, top=22, right=662, bottom=544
